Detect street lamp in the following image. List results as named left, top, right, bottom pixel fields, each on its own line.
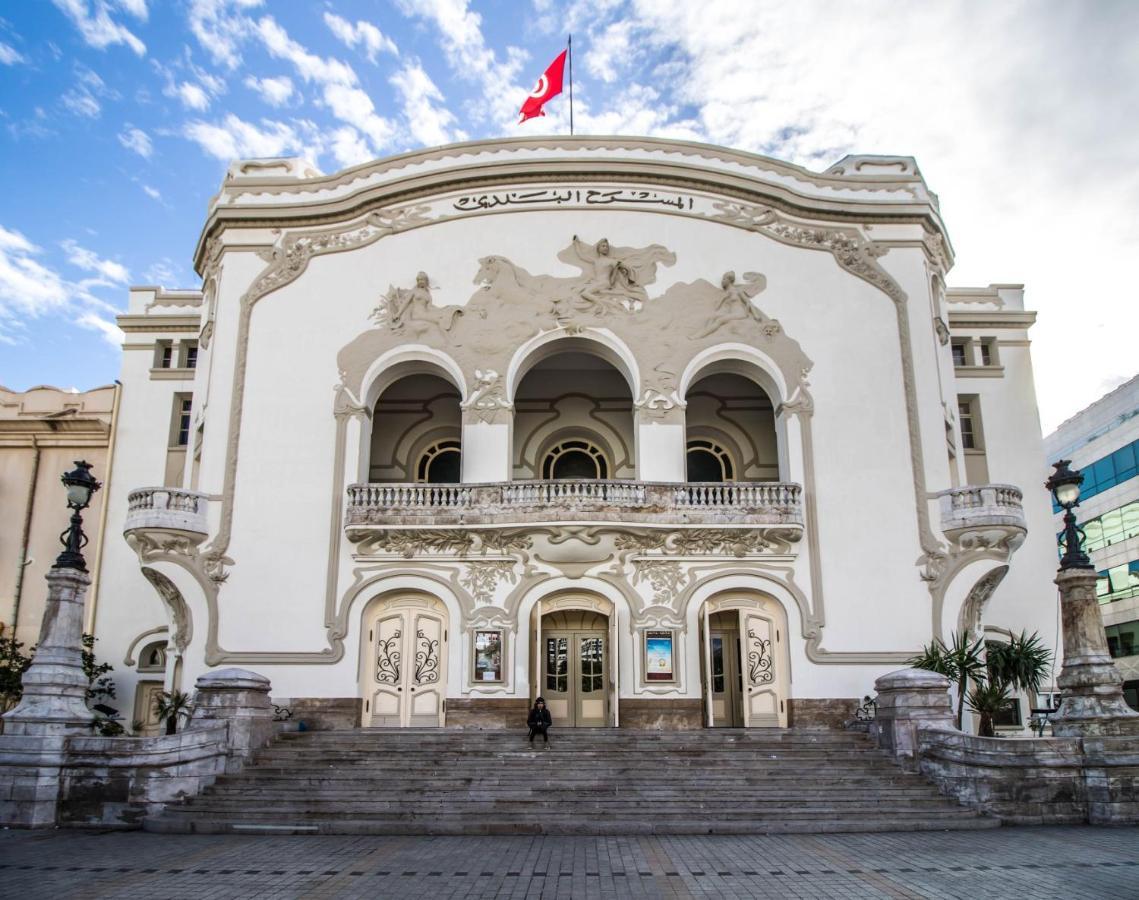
left=55, top=460, right=101, bottom=572
left=1045, top=459, right=1092, bottom=571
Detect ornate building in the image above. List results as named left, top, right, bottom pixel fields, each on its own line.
left=94, top=138, right=1060, bottom=731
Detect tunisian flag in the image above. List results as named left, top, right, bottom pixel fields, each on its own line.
left=519, top=49, right=567, bottom=123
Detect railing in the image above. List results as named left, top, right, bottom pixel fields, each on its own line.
left=501, top=480, right=649, bottom=507
left=935, top=484, right=1027, bottom=543
left=675, top=482, right=801, bottom=509
left=346, top=484, right=473, bottom=509
left=344, top=479, right=804, bottom=532
left=124, top=487, right=210, bottom=536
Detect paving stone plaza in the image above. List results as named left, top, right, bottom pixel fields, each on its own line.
left=1, top=826, right=1137, bottom=899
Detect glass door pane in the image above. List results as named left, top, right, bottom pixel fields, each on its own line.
left=580, top=636, right=604, bottom=693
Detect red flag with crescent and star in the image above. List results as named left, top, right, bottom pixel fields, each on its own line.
left=519, top=49, right=567, bottom=123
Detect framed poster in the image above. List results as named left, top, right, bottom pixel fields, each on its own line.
left=644, top=630, right=675, bottom=682
left=473, top=629, right=504, bottom=682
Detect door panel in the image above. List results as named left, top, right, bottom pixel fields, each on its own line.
left=740, top=610, right=781, bottom=727
left=576, top=634, right=607, bottom=726
left=710, top=631, right=742, bottom=727
left=408, top=612, right=445, bottom=726
left=370, top=613, right=405, bottom=726
left=544, top=634, right=572, bottom=725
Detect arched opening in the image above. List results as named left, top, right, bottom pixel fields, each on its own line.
left=537, top=608, right=611, bottom=727
left=514, top=350, right=634, bottom=480
left=699, top=594, right=789, bottom=728
left=685, top=372, right=779, bottom=482
left=358, top=592, right=449, bottom=727
left=133, top=639, right=169, bottom=736
left=369, top=373, right=461, bottom=482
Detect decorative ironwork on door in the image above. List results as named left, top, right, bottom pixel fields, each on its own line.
left=376, top=629, right=402, bottom=684
left=747, top=629, right=773, bottom=685
left=414, top=628, right=440, bottom=684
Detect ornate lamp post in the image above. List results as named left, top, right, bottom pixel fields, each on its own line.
left=2, top=461, right=102, bottom=736
left=1045, top=460, right=1139, bottom=737
left=55, top=460, right=101, bottom=571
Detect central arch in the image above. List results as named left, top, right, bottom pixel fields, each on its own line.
left=529, top=591, right=617, bottom=727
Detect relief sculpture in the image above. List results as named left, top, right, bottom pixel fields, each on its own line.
left=339, top=236, right=813, bottom=421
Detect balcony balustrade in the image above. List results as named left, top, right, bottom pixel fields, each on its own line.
left=936, top=484, right=1027, bottom=550
left=123, top=487, right=210, bottom=538
left=345, top=479, right=803, bottom=535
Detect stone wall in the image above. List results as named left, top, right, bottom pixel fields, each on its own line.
left=446, top=698, right=529, bottom=730
left=787, top=698, right=859, bottom=729
left=619, top=699, right=702, bottom=730
left=274, top=697, right=361, bottom=731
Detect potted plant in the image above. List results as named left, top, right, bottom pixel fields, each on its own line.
left=154, top=689, right=193, bottom=735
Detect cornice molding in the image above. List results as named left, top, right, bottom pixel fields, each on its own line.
left=193, top=138, right=952, bottom=272
left=947, top=311, right=1037, bottom=329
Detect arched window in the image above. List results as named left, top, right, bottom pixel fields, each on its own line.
left=542, top=439, right=609, bottom=479
left=687, top=439, right=734, bottom=482
left=416, top=440, right=462, bottom=484
left=138, top=641, right=167, bottom=673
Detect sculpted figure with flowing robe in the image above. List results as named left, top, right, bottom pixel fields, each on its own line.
left=557, top=236, right=677, bottom=316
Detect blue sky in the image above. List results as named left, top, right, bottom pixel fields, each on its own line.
left=1, top=1, right=1136, bottom=432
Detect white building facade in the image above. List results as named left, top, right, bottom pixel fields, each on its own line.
left=94, top=138, right=1060, bottom=731
left=1044, top=376, right=1139, bottom=711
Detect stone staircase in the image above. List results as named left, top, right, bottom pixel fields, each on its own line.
left=144, top=728, right=997, bottom=835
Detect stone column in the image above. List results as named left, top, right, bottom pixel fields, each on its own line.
left=873, top=668, right=956, bottom=767
left=2, top=568, right=93, bottom=736
left=1051, top=569, right=1139, bottom=737
left=187, top=668, right=274, bottom=768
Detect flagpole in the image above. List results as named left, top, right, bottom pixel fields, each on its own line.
left=568, top=34, right=574, bottom=136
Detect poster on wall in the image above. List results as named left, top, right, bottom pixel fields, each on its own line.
left=645, top=630, right=674, bottom=681
left=474, top=630, right=503, bottom=682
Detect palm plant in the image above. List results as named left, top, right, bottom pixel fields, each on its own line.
left=154, top=689, right=193, bottom=735
left=909, top=630, right=985, bottom=730
left=986, top=630, right=1053, bottom=699
left=966, top=679, right=1011, bottom=737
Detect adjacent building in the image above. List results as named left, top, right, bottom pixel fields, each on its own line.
left=0, top=384, right=117, bottom=647
left=88, top=138, right=1061, bottom=732
left=1044, top=375, right=1139, bottom=711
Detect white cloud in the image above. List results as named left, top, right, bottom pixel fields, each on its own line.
left=329, top=126, right=372, bottom=167
left=61, top=239, right=130, bottom=284
left=62, top=89, right=102, bottom=117
left=324, top=12, right=398, bottom=62
left=586, top=19, right=636, bottom=83
left=395, top=0, right=527, bottom=127
left=256, top=16, right=356, bottom=85
left=391, top=61, right=463, bottom=147
left=183, top=112, right=322, bottom=162
left=51, top=0, right=146, bottom=56
left=254, top=16, right=396, bottom=152
left=118, top=125, right=153, bottom=157
left=144, top=259, right=179, bottom=284
left=142, top=184, right=161, bottom=200
left=175, top=81, right=210, bottom=110
left=244, top=74, right=294, bottom=107
left=187, top=0, right=262, bottom=69
left=75, top=311, right=124, bottom=346
left=61, top=66, right=116, bottom=119
left=0, top=42, right=26, bottom=65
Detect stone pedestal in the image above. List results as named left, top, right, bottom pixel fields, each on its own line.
left=187, top=668, right=274, bottom=767
left=873, top=668, right=956, bottom=766
left=1051, top=569, right=1139, bottom=738
left=2, top=568, right=93, bottom=737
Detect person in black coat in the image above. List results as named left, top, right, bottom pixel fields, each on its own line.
left=527, top=697, right=552, bottom=748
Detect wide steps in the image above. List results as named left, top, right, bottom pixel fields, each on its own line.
left=144, top=727, right=996, bottom=835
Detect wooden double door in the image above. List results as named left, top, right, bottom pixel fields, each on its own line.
left=540, top=610, right=609, bottom=727
left=363, top=598, right=447, bottom=727
left=704, top=606, right=785, bottom=727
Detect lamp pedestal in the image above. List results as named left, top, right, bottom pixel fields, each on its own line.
left=1050, top=568, right=1139, bottom=737
left=2, top=568, right=92, bottom=736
